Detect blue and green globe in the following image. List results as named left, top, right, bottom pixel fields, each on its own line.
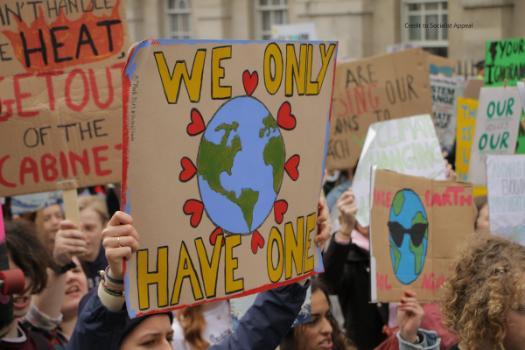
left=196, top=97, right=285, bottom=234
left=389, top=189, right=429, bottom=285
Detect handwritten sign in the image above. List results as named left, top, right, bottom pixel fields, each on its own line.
left=485, top=38, right=525, bottom=86
left=0, top=0, right=127, bottom=196
left=468, top=87, right=522, bottom=186
left=455, top=98, right=478, bottom=182
left=370, top=169, right=475, bottom=302
left=430, top=75, right=464, bottom=152
left=353, top=115, right=446, bottom=227
left=327, top=49, right=433, bottom=170
left=123, top=40, right=337, bottom=316
left=487, top=155, right=525, bottom=245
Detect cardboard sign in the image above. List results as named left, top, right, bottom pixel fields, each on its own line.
left=426, top=53, right=455, bottom=77
left=327, top=49, right=433, bottom=170
left=430, top=75, right=464, bottom=152
left=468, top=87, right=522, bottom=185
left=272, top=23, right=317, bottom=40
left=455, top=98, right=478, bottom=182
left=463, top=78, right=483, bottom=100
left=353, top=115, right=446, bottom=227
left=0, top=0, right=127, bottom=196
left=370, top=169, right=475, bottom=302
left=123, top=40, right=337, bottom=316
left=487, top=155, right=525, bottom=245
left=485, top=38, right=525, bottom=86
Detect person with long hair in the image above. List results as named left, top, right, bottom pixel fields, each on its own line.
left=442, top=235, right=525, bottom=350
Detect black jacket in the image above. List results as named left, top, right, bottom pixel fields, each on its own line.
left=322, top=236, right=389, bottom=350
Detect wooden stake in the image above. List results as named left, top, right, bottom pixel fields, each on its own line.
left=63, top=189, right=80, bottom=225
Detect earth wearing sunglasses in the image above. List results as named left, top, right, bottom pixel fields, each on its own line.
left=388, top=189, right=429, bottom=284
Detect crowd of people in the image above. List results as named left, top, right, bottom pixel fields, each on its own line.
left=1, top=152, right=524, bottom=350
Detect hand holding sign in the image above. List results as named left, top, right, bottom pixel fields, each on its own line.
left=398, top=290, right=424, bottom=344
left=53, top=220, right=87, bottom=267
left=336, top=189, right=357, bottom=237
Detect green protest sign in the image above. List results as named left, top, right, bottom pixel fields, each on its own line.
left=485, top=38, right=525, bottom=87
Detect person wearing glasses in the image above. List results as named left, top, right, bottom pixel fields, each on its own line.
left=442, top=235, right=525, bottom=350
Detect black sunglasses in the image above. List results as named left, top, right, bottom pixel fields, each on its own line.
left=387, top=221, right=428, bottom=248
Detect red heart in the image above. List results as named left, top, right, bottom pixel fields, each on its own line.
left=274, top=200, right=288, bottom=224
left=183, top=199, right=204, bottom=228
left=277, top=102, right=296, bottom=130
left=242, top=70, right=259, bottom=96
left=284, top=155, right=300, bottom=181
left=187, top=108, right=205, bottom=136
left=210, top=227, right=225, bottom=246
left=179, top=157, right=197, bottom=182
left=251, top=231, right=265, bottom=254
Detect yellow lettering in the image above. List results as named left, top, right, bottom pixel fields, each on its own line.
left=225, top=235, right=244, bottom=294
left=306, top=44, right=319, bottom=95
left=317, top=44, right=336, bottom=93
left=137, top=247, right=169, bottom=310
left=211, top=46, right=232, bottom=99
left=284, top=217, right=304, bottom=279
left=195, top=236, right=223, bottom=298
left=153, top=50, right=206, bottom=104
left=304, top=213, right=316, bottom=273
left=267, top=227, right=284, bottom=282
left=264, top=43, right=283, bottom=95
left=285, top=44, right=307, bottom=96
left=171, top=242, right=203, bottom=305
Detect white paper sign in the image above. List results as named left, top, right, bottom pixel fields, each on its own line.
left=353, top=115, right=447, bottom=226
left=468, top=87, right=523, bottom=185
left=271, top=23, right=317, bottom=40
left=430, top=75, right=464, bottom=152
left=487, top=155, right=525, bottom=245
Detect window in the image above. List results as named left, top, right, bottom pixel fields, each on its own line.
left=255, top=0, right=289, bottom=39
left=402, top=1, right=448, bottom=56
left=166, top=0, right=191, bottom=39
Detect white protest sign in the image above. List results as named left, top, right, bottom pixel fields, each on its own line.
left=353, top=115, right=446, bottom=226
left=487, top=155, right=525, bottom=245
left=430, top=75, right=464, bottom=152
left=468, top=87, right=523, bottom=185
left=271, top=23, right=317, bottom=40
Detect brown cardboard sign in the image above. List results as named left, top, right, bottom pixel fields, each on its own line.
left=0, top=0, right=127, bottom=196
left=370, top=169, right=475, bottom=302
left=122, top=40, right=337, bottom=316
left=327, top=49, right=433, bottom=170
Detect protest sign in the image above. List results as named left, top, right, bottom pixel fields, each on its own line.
left=370, top=169, right=475, bottom=302
left=468, top=87, right=522, bottom=186
left=455, top=98, right=478, bottom=182
left=272, top=23, right=317, bottom=40
left=463, top=78, right=483, bottom=100
left=327, top=48, right=433, bottom=170
left=430, top=75, right=464, bottom=152
left=487, top=155, right=525, bottom=245
left=0, top=0, right=127, bottom=196
left=123, top=40, right=337, bottom=316
left=353, top=115, right=446, bottom=227
left=516, top=82, right=525, bottom=154
left=485, top=38, right=525, bottom=86
left=426, top=53, right=455, bottom=77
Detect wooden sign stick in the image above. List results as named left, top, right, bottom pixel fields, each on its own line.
left=63, top=189, right=80, bottom=226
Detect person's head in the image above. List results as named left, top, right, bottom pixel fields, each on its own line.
left=119, top=314, right=174, bottom=350
left=60, top=256, right=88, bottom=320
left=443, top=235, right=525, bottom=350
left=78, top=196, right=109, bottom=262
left=281, top=280, right=352, bottom=350
left=176, top=305, right=209, bottom=350
left=35, top=204, right=63, bottom=254
left=6, top=220, right=50, bottom=318
left=474, top=196, right=489, bottom=231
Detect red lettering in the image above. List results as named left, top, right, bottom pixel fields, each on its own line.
left=93, top=145, right=111, bottom=176
left=41, top=153, right=58, bottom=181
left=36, top=70, right=63, bottom=111
left=0, top=99, right=15, bottom=122
left=0, top=156, right=16, bottom=188
left=59, top=152, right=69, bottom=178
left=14, top=73, right=38, bottom=117
left=376, top=273, right=392, bottom=290
left=421, top=273, right=446, bottom=291
left=65, top=69, right=89, bottom=112
left=69, top=149, right=90, bottom=176
left=89, top=67, right=114, bottom=109
left=19, top=157, right=39, bottom=185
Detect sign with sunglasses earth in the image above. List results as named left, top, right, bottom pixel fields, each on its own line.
left=370, top=169, right=475, bottom=302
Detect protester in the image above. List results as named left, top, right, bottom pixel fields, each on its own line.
left=474, top=196, right=489, bottom=231
left=59, top=257, right=89, bottom=339
left=442, top=235, right=525, bottom=350
left=34, top=203, right=64, bottom=255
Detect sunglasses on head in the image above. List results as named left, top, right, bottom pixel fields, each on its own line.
left=387, top=221, right=428, bottom=247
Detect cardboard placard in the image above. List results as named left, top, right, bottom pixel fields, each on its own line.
left=327, top=49, right=433, bottom=170
left=370, top=169, right=475, bottom=302
left=486, top=155, right=525, bottom=245
left=468, top=87, right=522, bottom=185
left=485, top=38, right=525, bottom=87
left=353, top=115, right=446, bottom=227
left=123, top=40, right=337, bottom=316
left=0, top=0, right=128, bottom=196
left=463, top=78, right=483, bottom=100
left=455, top=98, right=478, bottom=182
left=430, top=75, right=464, bottom=152
left=426, top=53, right=456, bottom=77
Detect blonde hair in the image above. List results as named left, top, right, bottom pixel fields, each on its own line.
left=176, top=306, right=209, bottom=350
left=442, top=235, right=525, bottom=349
left=78, top=196, right=109, bottom=225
